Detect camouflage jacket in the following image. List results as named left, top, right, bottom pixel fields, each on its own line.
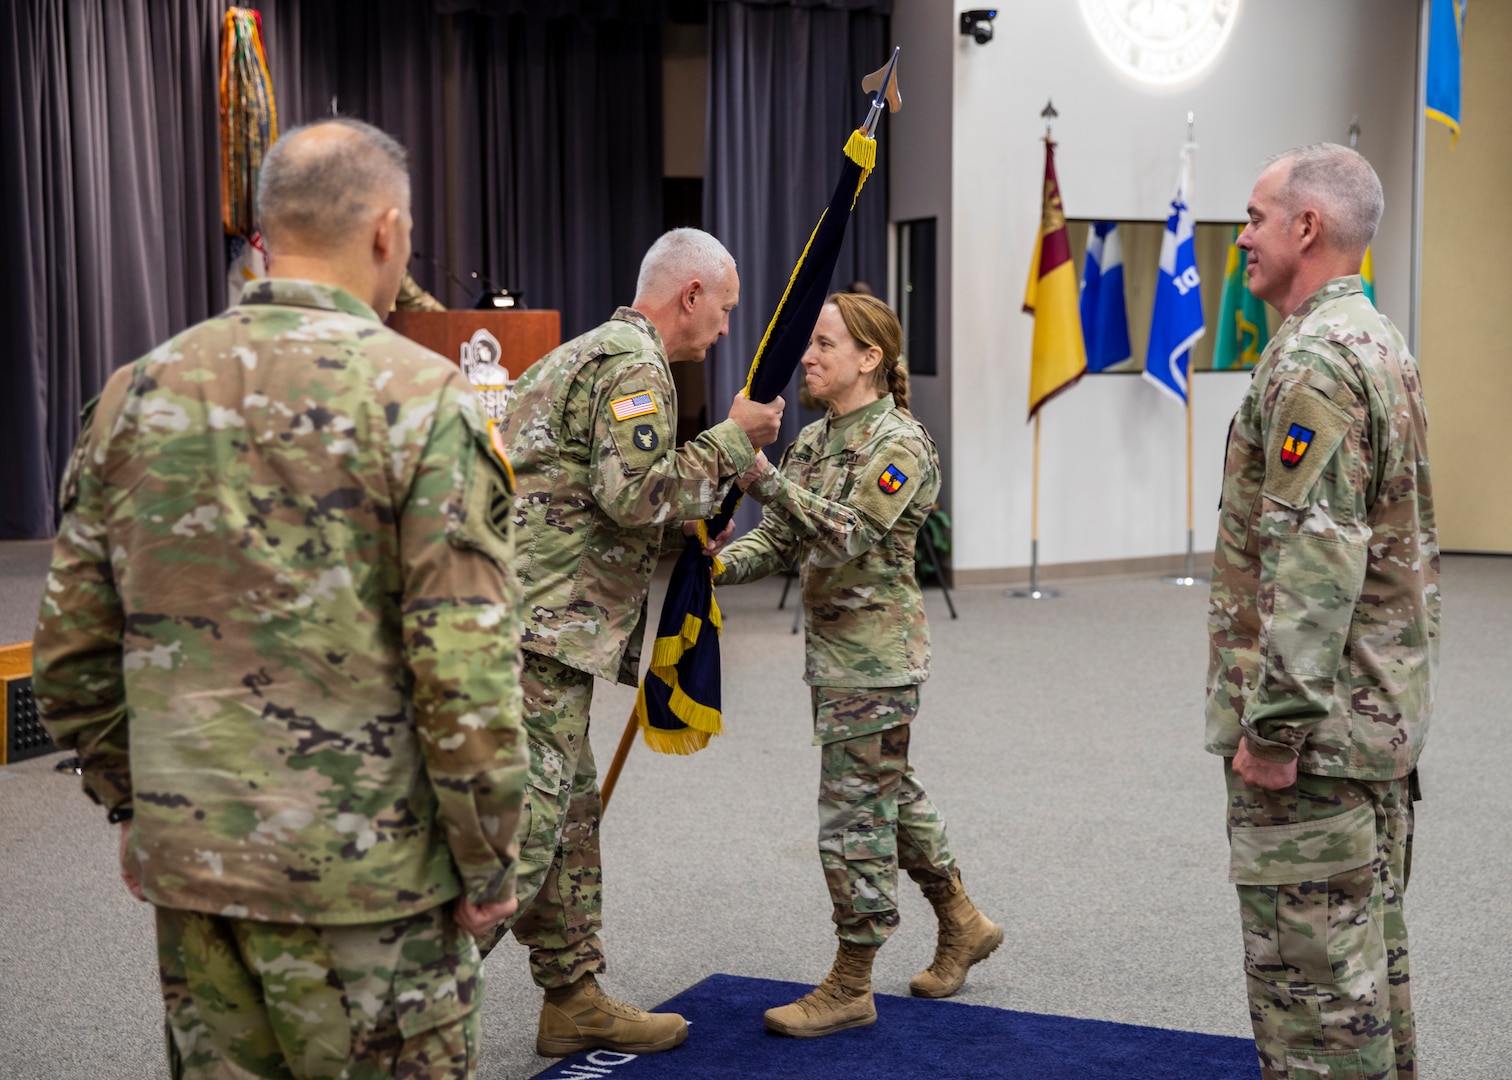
left=719, top=394, right=939, bottom=688
left=502, top=307, right=755, bottom=685
left=1205, top=276, right=1439, bottom=780
left=33, top=279, right=527, bottom=924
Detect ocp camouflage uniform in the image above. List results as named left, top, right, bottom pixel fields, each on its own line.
left=34, top=278, right=527, bottom=1080
left=393, top=268, right=447, bottom=312
left=491, top=306, right=755, bottom=986
left=1206, top=276, right=1438, bottom=1080
left=718, top=394, right=957, bottom=946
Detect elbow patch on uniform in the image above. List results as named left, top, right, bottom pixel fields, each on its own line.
left=851, top=446, right=924, bottom=530
left=1263, top=381, right=1352, bottom=510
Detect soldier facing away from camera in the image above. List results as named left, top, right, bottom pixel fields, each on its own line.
left=33, top=118, right=528, bottom=1080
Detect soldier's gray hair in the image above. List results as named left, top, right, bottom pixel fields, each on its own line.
left=635, top=228, right=736, bottom=302
left=1264, top=142, right=1383, bottom=256
left=258, top=119, right=411, bottom=249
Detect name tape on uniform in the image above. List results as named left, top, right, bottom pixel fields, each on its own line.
left=610, top=392, right=658, bottom=422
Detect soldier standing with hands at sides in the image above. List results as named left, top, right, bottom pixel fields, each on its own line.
left=33, top=118, right=528, bottom=1079
left=490, top=228, right=784, bottom=1057
left=716, top=293, right=1002, bottom=1039
left=1208, top=143, right=1438, bottom=1080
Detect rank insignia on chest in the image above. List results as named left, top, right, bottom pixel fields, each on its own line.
left=633, top=423, right=659, bottom=451
left=610, top=391, right=657, bottom=421
left=877, top=463, right=909, bottom=495
left=1280, top=423, right=1314, bottom=468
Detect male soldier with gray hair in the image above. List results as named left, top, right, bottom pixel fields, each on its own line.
left=491, top=227, right=784, bottom=1056
left=1208, top=142, right=1438, bottom=1079
left=34, top=118, right=527, bottom=1079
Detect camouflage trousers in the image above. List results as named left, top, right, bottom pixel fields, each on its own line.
left=157, top=903, right=480, bottom=1079
left=480, top=652, right=604, bottom=990
left=814, top=686, right=956, bottom=947
left=1224, top=762, right=1417, bottom=1080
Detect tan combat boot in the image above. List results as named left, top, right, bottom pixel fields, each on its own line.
left=910, top=870, right=1004, bottom=998
left=535, top=974, right=689, bottom=1057
left=764, top=941, right=879, bottom=1038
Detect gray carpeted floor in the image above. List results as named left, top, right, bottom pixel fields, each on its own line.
left=1, top=547, right=1507, bottom=1078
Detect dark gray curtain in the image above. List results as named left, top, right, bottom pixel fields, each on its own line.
left=1, top=0, right=664, bottom=539
left=0, top=0, right=224, bottom=539
left=252, top=1, right=665, bottom=338
left=704, top=0, right=889, bottom=530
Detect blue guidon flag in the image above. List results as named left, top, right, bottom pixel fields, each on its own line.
left=625, top=51, right=901, bottom=759
left=1280, top=423, right=1313, bottom=468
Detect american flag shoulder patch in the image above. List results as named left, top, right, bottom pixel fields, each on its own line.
left=610, top=391, right=658, bottom=422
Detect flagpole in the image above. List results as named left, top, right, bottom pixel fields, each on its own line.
left=1159, top=372, right=1205, bottom=586
left=1162, top=113, right=1207, bottom=588
left=600, top=709, right=640, bottom=812
left=1010, top=100, right=1064, bottom=601
left=1011, top=395, right=1061, bottom=599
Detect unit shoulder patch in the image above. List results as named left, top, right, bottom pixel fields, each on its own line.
left=877, top=463, right=909, bottom=495
left=610, top=391, right=658, bottom=422
left=1263, top=380, right=1352, bottom=510
left=632, top=423, right=659, bottom=451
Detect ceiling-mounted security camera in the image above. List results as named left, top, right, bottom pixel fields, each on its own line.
left=960, top=9, right=997, bottom=45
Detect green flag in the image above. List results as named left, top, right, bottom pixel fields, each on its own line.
left=1212, top=225, right=1270, bottom=370
left=1361, top=246, right=1376, bottom=304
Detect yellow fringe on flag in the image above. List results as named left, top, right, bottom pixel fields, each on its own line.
left=844, top=128, right=876, bottom=173
left=844, top=129, right=876, bottom=210
left=649, top=614, right=703, bottom=669
left=641, top=723, right=712, bottom=756
left=668, top=682, right=723, bottom=733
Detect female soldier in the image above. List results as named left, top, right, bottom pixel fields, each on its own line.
left=716, top=293, right=1002, bottom=1038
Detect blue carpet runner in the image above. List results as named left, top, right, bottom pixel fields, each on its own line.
left=531, top=973, right=1257, bottom=1078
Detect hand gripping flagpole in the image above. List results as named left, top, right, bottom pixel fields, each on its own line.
left=601, top=49, right=901, bottom=812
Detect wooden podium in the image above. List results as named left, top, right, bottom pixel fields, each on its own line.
left=387, top=310, right=560, bottom=380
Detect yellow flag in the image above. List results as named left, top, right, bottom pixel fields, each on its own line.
left=1024, top=141, right=1087, bottom=418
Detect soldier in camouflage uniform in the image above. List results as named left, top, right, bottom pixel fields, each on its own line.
left=1208, top=144, right=1438, bottom=1080
left=394, top=267, right=447, bottom=312
left=490, top=228, right=785, bottom=1056
left=717, top=293, right=1002, bottom=1039
left=33, top=120, right=527, bottom=1080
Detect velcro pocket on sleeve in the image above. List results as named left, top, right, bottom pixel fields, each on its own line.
left=444, top=395, right=517, bottom=573
left=850, top=445, right=924, bottom=532
left=1229, top=800, right=1376, bottom=886
left=603, top=384, right=671, bottom=475
left=1263, top=380, right=1352, bottom=510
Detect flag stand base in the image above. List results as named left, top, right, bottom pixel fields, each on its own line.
left=1007, top=541, right=1061, bottom=599
left=1161, top=532, right=1208, bottom=588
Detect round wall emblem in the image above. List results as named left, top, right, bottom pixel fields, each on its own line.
left=1077, top=0, right=1240, bottom=87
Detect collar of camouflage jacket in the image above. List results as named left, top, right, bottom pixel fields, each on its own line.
left=611, top=306, right=667, bottom=355
left=821, top=392, right=896, bottom=455
left=1282, top=275, right=1366, bottom=331
left=239, top=278, right=383, bottom=323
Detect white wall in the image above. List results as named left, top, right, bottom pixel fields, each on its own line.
left=941, top=0, right=1419, bottom=574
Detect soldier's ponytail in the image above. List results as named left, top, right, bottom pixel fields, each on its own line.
left=827, top=292, right=909, bottom=413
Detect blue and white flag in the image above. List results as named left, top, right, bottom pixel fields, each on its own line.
left=1144, top=145, right=1204, bottom=405
left=1079, top=222, right=1132, bottom=372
